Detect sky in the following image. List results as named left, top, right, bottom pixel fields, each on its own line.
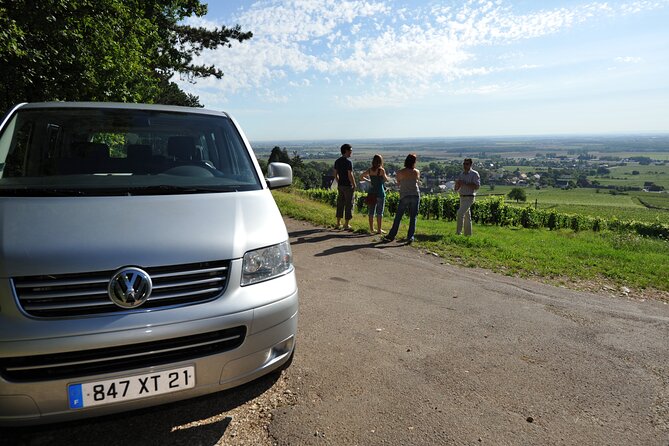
left=177, top=0, right=669, bottom=142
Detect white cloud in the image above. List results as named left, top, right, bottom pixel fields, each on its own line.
left=620, top=0, right=669, bottom=14
left=186, top=0, right=669, bottom=108
left=336, top=82, right=421, bottom=109
left=615, top=56, right=643, bottom=63
left=288, top=78, right=312, bottom=87
left=453, top=84, right=504, bottom=95
left=260, top=88, right=289, bottom=103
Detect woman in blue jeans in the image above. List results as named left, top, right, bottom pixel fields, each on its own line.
left=385, top=153, right=421, bottom=243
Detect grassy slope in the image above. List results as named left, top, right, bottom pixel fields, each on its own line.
left=273, top=189, right=669, bottom=298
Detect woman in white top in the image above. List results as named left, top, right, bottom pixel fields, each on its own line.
left=385, top=153, right=420, bottom=243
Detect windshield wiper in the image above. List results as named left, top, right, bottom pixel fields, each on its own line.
left=126, top=185, right=230, bottom=195
left=0, top=188, right=90, bottom=197
left=0, top=185, right=229, bottom=197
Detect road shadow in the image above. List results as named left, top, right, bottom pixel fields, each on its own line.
left=374, top=239, right=414, bottom=248
left=291, top=225, right=433, bottom=255
left=288, top=228, right=328, bottom=238
left=374, top=233, right=442, bottom=247
left=314, top=235, right=414, bottom=256
left=289, top=228, right=370, bottom=246
left=0, top=371, right=281, bottom=446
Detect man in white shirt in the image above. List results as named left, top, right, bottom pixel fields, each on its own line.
left=454, top=158, right=480, bottom=236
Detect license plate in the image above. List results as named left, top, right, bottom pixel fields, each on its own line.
left=68, top=366, right=195, bottom=409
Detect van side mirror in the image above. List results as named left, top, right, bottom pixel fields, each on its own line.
left=266, top=162, right=293, bottom=189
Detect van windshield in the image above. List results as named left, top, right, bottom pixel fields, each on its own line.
left=0, top=107, right=262, bottom=196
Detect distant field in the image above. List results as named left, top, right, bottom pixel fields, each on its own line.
left=635, top=193, right=669, bottom=210
left=593, top=163, right=669, bottom=189
left=500, top=163, right=669, bottom=190
left=594, top=151, right=669, bottom=161
left=482, top=185, right=669, bottom=223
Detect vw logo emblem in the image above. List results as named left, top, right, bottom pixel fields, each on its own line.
left=108, top=267, right=152, bottom=309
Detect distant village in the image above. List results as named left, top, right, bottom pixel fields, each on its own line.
left=352, top=153, right=665, bottom=195
left=256, top=142, right=668, bottom=194
left=409, top=153, right=668, bottom=194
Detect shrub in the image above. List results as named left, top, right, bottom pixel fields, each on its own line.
left=299, top=188, right=669, bottom=239
left=508, top=187, right=527, bottom=203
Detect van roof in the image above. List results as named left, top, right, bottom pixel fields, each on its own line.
left=15, top=102, right=230, bottom=118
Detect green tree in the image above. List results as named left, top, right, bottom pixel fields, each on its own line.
left=154, top=77, right=203, bottom=107
left=507, top=187, right=527, bottom=203
left=0, top=0, right=252, bottom=112
left=268, top=147, right=291, bottom=164
left=292, top=163, right=322, bottom=189
left=256, top=157, right=268, bottom=175
left=630, top=156, right=652, bottom=165
left=290, top=152, right=304, bottom=168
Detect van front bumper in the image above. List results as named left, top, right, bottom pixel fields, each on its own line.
left=0, top=290, right=298, bottom=426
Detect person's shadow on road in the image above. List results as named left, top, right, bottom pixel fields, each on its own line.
left=289, top=227, right=413, bottom=256
left=289, top=228, right=370, bottom=247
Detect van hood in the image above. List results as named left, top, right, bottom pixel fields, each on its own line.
left=0, top=191, right=287, bottom=277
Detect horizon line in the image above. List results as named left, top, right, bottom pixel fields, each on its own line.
left=250, top=132, right=669, bottom=144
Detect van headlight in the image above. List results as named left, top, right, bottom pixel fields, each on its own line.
left=241, top=241, right=293, bottom=286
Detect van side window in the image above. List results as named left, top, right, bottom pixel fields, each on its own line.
left=3, top=119, right=33, bottom=177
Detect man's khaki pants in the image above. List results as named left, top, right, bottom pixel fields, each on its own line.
left=456, top=195, right=475, bottom=236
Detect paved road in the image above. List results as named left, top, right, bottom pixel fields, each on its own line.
left=270, top=218, right=669, bottom=445
left=3, top=217, right=668, bottom=445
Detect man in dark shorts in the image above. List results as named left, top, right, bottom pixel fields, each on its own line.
left=333, top=143, right=356, bottom=229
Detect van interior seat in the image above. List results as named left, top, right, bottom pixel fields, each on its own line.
left=127, top=144, right=152, bottom=162
left=126, top=144, right=153, bottom=174
left=56, top=142, right=110, bottom=174
left=71, top=142, right=110, bottom=160
left=167, top=136, right=201, bottom=161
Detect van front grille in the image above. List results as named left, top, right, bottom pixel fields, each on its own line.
left=0, top=326, right=246, bottom=382
left=12, top=260, right=230, bottom=317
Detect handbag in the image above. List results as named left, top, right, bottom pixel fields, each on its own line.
left=365, top=193, right=377, bottom=206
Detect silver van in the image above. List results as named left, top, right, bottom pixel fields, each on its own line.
left=0, top=102, right=298, bottom=425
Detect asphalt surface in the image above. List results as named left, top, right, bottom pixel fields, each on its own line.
left=269, top=218, right=669, bottom=445
left=2, top=217, right=668, bottom=445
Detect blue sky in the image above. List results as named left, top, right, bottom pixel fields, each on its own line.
left=179, top=0, right=669, bottom=142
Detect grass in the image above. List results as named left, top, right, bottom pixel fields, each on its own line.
left=273, top=189, right=669, bottom=298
